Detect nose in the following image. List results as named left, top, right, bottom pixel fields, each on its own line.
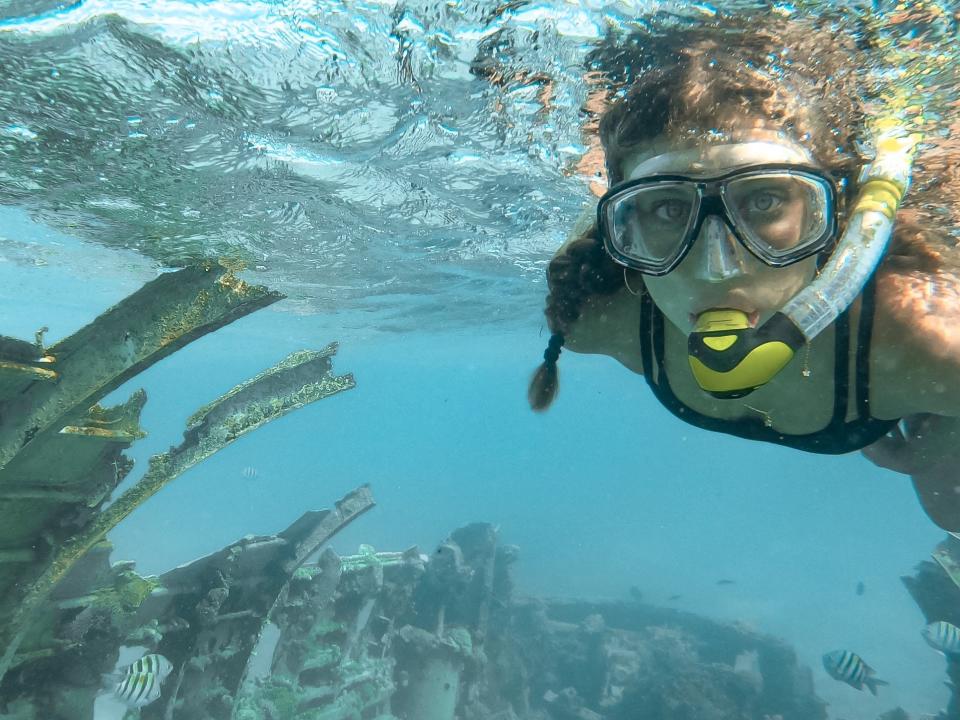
left=693, top=215, right=746, bottom=282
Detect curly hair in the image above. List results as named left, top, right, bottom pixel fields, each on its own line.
left=528, top=12, right=950, bottom=411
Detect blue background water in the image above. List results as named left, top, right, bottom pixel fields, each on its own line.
left=1, top=1, right=958, bottom=715
left=0, top=207, right=950, bottom=719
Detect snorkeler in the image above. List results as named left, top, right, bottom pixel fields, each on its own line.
left=528, top=16, right=960, bottom=531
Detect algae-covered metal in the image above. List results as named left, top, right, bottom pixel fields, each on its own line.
left=0, top=262, right=282, bottom=472
left=0, top=263, right=356, bottom=696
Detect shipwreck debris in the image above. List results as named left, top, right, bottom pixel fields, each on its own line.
left=207, top=522, right=830, bottom=720
left=0, top=262, right=355, bottom=694
left=0, top=504, right=834, bottom=720
left=0, top=485, right=373, bottom=720
left=902, top=534, right=960, bottom=718
left=0, top=262, right=282, bottom=472
left=139, top=486, right=375, bottom=720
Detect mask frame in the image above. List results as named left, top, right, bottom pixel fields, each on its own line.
left=597, top=163, right=840, bottom=276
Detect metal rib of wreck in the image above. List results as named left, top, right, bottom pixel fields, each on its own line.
left=0, top=262, right=356, bottom=691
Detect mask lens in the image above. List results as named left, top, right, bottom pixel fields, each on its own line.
left=603, top=182, right=698, bottom=268
left=723, top=172, right=831, bottom=259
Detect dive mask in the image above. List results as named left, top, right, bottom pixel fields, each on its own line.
left=597, top=164, right=839, bottom=276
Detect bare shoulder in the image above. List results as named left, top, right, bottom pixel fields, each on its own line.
left=871, top=267, right=960, bottom=416
left=563, top=288, right=645, bottom=375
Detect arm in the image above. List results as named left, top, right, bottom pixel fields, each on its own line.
left=863, top=268, right=960, bottom=530
left=871, top=268, right=960, bottom=417
left=863, top=414, right=960, bottom=531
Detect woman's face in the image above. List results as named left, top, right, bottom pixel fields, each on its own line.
left=618, top=131, right=822, bottom=334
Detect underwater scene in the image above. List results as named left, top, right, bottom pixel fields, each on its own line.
left=1, top=1, right=960, bottom=719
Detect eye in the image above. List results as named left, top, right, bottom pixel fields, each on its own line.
left=653, top=199, right=688, bottom=222
left=746, top=191, right=782, bottom=213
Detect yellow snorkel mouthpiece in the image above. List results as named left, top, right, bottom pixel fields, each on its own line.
left=688, top=310, right=805, bottom=399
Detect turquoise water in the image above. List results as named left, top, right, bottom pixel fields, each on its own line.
left=1, top=205, right=951, bottom=718
left=0, top=1, right=958, bottom=718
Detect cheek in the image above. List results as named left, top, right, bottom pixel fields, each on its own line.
left=772, top=262, right=818, bottom=297
left=642, top=259, right=818, bottom=325
left=643, top=274, right=699, bottom=326
left=644, top=274, right=692, bottom=304
left=745, top=265, right=817, bottom=311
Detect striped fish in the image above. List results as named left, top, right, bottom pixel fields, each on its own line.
left=923, top=620, right=960, bottom=655
left=114, top=653, right=172, bottom=708
left=124, top=653, right=172, bottom=680
left=822, top=650, right=888, bottom=695
left=115, top=671, right=163, bottom=708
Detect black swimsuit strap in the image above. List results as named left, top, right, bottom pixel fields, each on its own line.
left=855, top=276, right=880, bottom=420
left=638, top=276, right=896, bottom=454
left=827, top=298, right=853, bottom=430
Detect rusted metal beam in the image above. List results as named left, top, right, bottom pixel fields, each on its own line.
left=0, top=262, right=282, bottom=473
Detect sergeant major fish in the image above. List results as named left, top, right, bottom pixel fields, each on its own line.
left=822, top=650, right=888, bottom=695
left=123, top=653, right=172, bottom=680
left=116, top=671, right=163, bottom=708
left=923, top=620, right=960, bottom=656
left=113, top=653, right=173, bottom=709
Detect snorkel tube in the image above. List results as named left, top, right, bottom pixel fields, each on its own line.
left=687, top=121, right=922, bottom=398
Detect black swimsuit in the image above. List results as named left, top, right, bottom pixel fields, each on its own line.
left=638, top=278, right=898, bottom=454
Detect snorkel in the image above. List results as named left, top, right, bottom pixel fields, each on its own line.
left=687, top=120, right=922, bottom=398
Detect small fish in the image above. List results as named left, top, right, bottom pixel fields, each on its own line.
left=667, top=594, right=681, bottom=601
left=115, top=672, right=162, bottom=708
left=113, top=653, right=172, bottom=708
left=855, top=581, right=865, bottom=596
left=124, top=653, right=173, bottom=680
left=628, top=585, right=643, bottom=602
left=923, top=620, right=960, bottom=655
left=241, top=466, right=258, bottom=479
left=716, top=579, right=736, bottom=586
left=822, top=650, right=888, bottom=695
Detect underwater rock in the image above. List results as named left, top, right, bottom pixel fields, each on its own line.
left=876, top=708, right=910, bottom=720
left=519, top=597, right=824, bottom=720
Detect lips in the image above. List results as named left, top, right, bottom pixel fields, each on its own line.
left=690, top=309, right=760, bottom=327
